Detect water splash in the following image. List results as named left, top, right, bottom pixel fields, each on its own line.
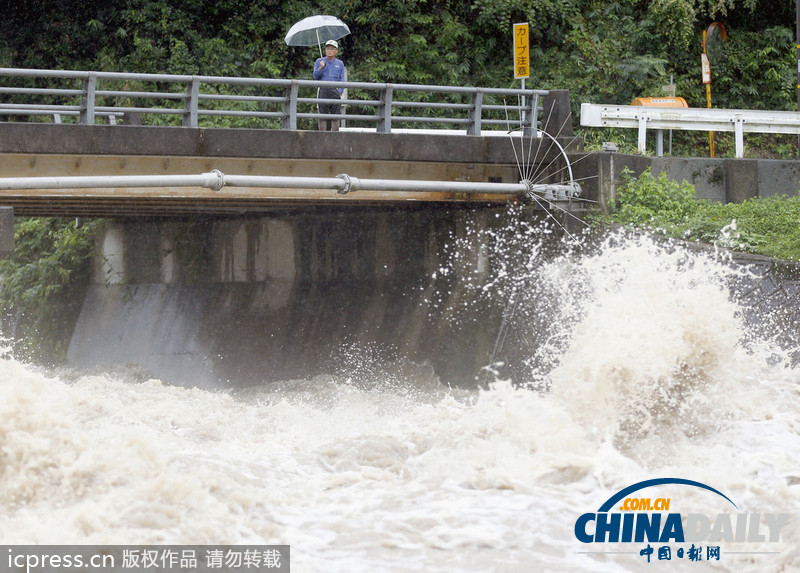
left=2, top=225, right=799, bottom=571
left=543, top=233, right=753, bottom=446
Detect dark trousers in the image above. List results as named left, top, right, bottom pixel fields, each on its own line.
left=318, top=87, right=341, bottom=131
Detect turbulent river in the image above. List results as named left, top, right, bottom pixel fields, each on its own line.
left=1, top=226, right=799, bottom=572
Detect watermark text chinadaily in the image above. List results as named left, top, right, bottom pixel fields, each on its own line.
left=575, top=478, right=788, bottom=563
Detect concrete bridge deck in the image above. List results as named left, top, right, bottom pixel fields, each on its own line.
left=0, top=122, right=581, bottom=217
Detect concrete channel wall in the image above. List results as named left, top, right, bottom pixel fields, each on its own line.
left=66, top=206, right=534, bottom=387
left=576, top=151, right=800, bottom=210
left=64, top=177, right=800, bottom=389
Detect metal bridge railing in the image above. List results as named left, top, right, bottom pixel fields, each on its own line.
left=0, top=67, right=547, bottom=135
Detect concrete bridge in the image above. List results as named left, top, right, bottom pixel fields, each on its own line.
left=3, top=73, right=800, bottom=387
left=0, top=65, right=597, bottom=387
left=0, top=91, right=590, bottom=387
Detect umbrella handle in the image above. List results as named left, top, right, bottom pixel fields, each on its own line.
left=316, top=29, right=322, bottom=58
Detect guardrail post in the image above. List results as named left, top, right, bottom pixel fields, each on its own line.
left=80, top=73, right=96, bottom=125
left=377, top=84, right=393, bottom=133
left=183, top=77, right=199, bottom=128
left=637, top=114, right=649, bottom=154
left=467, top=89, right=483, bottom=135
left=282, top=81, right=298, bottom=130
left=734, top=116, right=744, bottom=158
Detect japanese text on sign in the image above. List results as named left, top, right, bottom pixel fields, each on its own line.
left=513, top=23, right=530, bottom=79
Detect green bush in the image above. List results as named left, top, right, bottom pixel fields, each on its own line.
left=694, top=196, right=800, bottom=260
left=610, top=167, right=699, bottom=230
left=601, top=168, right=800, bottom=262
left=0, top=217, right=104, bottom=364
left=1, top=1, right=796, bottom=159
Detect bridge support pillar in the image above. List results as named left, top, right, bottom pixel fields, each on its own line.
left=69, top=207, right=533, bottom=388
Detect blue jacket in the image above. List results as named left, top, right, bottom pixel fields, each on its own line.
left=313, top=57, right=346, bottom=95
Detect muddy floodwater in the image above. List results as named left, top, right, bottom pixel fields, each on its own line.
left=2, top=229, right=799, bottom=572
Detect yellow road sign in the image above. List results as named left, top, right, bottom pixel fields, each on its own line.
left=513, top=23, right=530, bottom=79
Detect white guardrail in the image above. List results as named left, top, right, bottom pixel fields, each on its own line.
left=581, top=103, right=800, bottom=158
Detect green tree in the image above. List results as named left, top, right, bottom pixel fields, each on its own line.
left=0, top=0, right=796, bottom=143
left=0, top=218, right=104, bottom=363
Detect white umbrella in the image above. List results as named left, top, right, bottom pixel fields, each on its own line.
left=285, top=15, right=350, bottom=57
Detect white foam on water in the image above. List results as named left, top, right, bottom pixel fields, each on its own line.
left=1, top=231, right=799, bottom=572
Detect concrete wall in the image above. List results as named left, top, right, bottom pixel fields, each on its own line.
left=15, top=110, right=799, bottom=388
left=578, top=152, right=800, bottom=208
left=66, top=206, right=526, bottom=388
left=0, top=122, right=573, bottom=177
left=60, top=149, right=800, bottom=388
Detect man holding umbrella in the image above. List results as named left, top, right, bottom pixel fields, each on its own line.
left=285, top=15, right=350, bottom=131
left=313, top=39, right=346, bottom=131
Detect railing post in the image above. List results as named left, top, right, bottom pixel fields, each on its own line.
left=377, top=84, right=393, bottom=133
left=734, top=116, right=745, bottom=158
left=183, top=77, right=199, bottom=128
left=283, top=81, right=298, bottom=130
left=80, top=73, right=96, bottom=125
left=637, top=114, right=649, bottom=154
left=467, top=89, right=483, bottom=135
left=524, top=92, right=539, bottom=137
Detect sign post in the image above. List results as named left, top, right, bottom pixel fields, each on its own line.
left=513, top=23, right=530, bottom=126
left=701, top=36, right=715, bottom=157
left=796, top=0, right=800, bottom=156
left=702, top=23, right=727, bottom=158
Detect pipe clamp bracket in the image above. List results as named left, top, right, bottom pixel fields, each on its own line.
left=209, top=169, right=225, bottom=191
left=336, top=173, right=353, bottom=195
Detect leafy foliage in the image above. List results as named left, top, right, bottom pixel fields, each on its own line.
left=610, top=168, right=699, bottom=230
left=692, top=197, right=800, bottom=260
left=0, top=218, right=104, bottom=363
left=601, top=168, right=800, bottom=261
left=0, top=0, right=793, bottom=132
